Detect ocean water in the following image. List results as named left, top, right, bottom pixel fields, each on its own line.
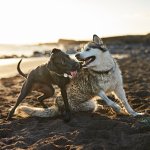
left=0, top=44, right=57, bottom=57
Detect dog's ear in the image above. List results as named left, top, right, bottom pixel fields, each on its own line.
left=51, top=48, right=61, bottom=54
left=93, top=34, right=103, bottom=45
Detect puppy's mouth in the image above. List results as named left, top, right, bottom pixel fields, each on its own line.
left=64, top=70, right=78, bottom=79
left=79, top=56, right=96, bottom=67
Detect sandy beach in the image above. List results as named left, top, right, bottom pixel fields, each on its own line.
left=0, top=51, right=150, bottom=150
left=0, top=0, right=150, bottom=148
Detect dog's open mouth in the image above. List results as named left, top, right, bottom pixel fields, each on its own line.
left=64, top=70, right=78, bottom=79
left=80, top=56, right=96, bottom=67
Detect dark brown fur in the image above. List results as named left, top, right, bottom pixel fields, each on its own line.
left=7, top=48, right=80, bottom=122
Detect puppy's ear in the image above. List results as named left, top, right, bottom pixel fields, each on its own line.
left=51, top=48, right=61, bottom=54
left=93, top=34, right=103, bottom=45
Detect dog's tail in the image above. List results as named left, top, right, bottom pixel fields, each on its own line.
left=15, top=105, right=60, bottom=118
left=17, top=59, right=27, bottom=78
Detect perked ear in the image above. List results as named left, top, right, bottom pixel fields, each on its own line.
left=51, top=48, right=61, bottom=54
left=93, top=34, right=103, bottom=45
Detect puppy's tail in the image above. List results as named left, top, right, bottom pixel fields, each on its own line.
left=17, top=59, right=27, bottom=78
left=15, top=105, right=60, bottom=118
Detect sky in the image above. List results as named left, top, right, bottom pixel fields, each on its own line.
left=0, top=0, right=150, bottom=44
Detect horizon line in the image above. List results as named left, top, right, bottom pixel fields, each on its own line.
left=0, top=33, right=149, bottom=45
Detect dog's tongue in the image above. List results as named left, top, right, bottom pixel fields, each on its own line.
left=70, top=71, right=77, bottom=78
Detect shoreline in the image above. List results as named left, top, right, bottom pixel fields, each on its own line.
left=0, top=54, right=129, bottom=79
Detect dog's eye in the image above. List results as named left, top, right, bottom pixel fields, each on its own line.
left=76, top=48, right=81, bottom=52
left=61, top=60, right=66, bottom=65
left=67, top=55, right=70, bottom=59
left=85, top=48, right=90, bottom=51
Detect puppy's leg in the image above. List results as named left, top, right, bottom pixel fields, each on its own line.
left=38, top=85, right=54, bottom=108
left=98, top=90, right=122, bottom=113
left=56, top=96, right=65, bottom=111
left=7, top=79, right=32, bottom=120
left=113, top=86, right=144, bottom=116
left=38, top=95, right=50, bottom=108
left=60, top=88, right=71, bottom=122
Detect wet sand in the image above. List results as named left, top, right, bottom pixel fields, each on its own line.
left=0, top=52, right=150, bottom=150
left=0, top=57, right=49, bottom=78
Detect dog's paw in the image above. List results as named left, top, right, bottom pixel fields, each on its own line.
left=63, top=111, right=71, bottom=122
left=6, top=116, right=12, bottom=121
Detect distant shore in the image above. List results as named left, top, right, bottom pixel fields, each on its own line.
left=0, top=34, right=150, bottom=59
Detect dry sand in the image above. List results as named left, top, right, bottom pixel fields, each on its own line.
left=0, top=53, right=150, bottom=150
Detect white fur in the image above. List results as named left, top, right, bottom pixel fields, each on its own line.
left=80, top=46, right=115, bottom=71
left=15, top=105, right=60, bottom=117
left=74, top=35, right=144, bottom=116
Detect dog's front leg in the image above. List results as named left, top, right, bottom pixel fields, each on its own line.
left=113, top=86, right=144, bottom=116
left=60, top=87, right=71, bottom=122
left=98, top=90, right=122, bottom=113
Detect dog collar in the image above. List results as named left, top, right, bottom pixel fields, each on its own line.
left=91, top=67, right=114, bottom=75
left=46, top=67, right=72, bottom=79
left=63, top=73, right=73, bottom=78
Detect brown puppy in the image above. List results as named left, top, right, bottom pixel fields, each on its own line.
left=7, top=48, right=80, bottom=122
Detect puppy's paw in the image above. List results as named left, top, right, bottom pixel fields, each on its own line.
left=63, top=111, right=71, bottom=122
left=6, top=115, right=12, bottom=121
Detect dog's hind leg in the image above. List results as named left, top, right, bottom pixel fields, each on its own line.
left=98, top=90, right=122, bottom=113
left=113, top=86, right=144, bottom=116
left=37, top=85, right=55, bottom=108
left=56, top=96, right=97, bottom=113
left=73, top=99, right=98, bottom=112
left=7, top=79, right=33, bottom=120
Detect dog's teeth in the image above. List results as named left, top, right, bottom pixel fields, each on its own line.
left=86, top=58, right=92, bottom=63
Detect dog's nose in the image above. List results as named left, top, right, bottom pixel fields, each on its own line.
left=72, top=62, right=79, bottom=70
left=75, top=53, right=80, bottom=59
